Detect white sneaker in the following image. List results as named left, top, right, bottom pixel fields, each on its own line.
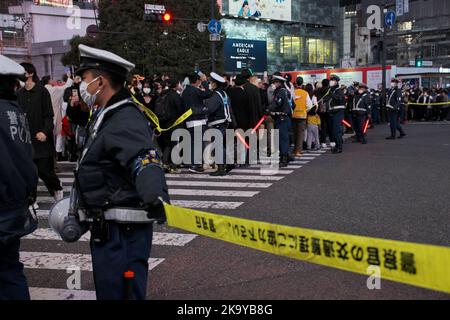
left=330, top=142, right=336, bottom=148
left=54, top=190, right=64, bottom=202
left=321, top=143, right=327, bottom=148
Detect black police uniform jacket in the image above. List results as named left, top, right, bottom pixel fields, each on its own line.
left=74, top=89, right=169, bottom=210
left=352, top=92, right=372, bottom=115
left=205, top=89, right=234, bottom=127
left=269, top=87, right=291, bottom=116
left=386, top=87, right=402, bottom=111
left=0, top=97, right=38, bottom=244
left=327, top=85, right=346, bottom=113
left=181, top=83, right=212, bottom=122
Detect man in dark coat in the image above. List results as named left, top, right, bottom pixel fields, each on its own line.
left=227, top=75, right=250, bottom=131
left=242, top=68, right=263, bottom=128
left=16, top=63, right=63, bottom=205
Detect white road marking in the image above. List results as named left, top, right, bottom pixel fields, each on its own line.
left=30, top=288, right=96, bottom=300
left=167, top=180, right=272, bottom=188
left=169, top=189, right=259, bottom=197
left=37, top=186, right=72, bottom=192
left=165, top=174, right=284, bottom=181
left=230, top=169, right=293, bottom=175
left=20, top=252, right=164, bottom=272
left=23, top=228, right=197, bottom=246
left=170, top=200, right=243, bottom=209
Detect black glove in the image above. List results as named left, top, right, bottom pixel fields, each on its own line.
left=146, top=198, right=167, bottom=225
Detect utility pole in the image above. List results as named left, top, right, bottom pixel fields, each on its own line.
left=381, top=0, right=388, bottom=107
left=210, top=0, right=216, bottom=73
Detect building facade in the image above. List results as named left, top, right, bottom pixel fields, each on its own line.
left=340, top=0, right=450, bottom=68
left=219, top=0, right=341, bottom=74
left=0, top=0, right=96, bottom=79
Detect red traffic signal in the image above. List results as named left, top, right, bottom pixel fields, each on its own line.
left=163, top=13, right=172, bottom=23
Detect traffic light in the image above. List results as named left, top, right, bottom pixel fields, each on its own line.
left=163, top=13, right=172, bottom=24
left=415, top=55, right=423, bottom=67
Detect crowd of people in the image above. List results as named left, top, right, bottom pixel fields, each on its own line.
left=10, top=62, right=450, bottom=184
left=2, top=43, right=450, bottom=300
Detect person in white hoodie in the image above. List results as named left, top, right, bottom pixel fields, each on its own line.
left=43, top=73, right=73, bottom=160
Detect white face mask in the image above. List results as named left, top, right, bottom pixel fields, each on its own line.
left=79, top=77, right=101, bottom=108
left=19, top=81, right=25, bottom=88
left=358, top=89, right=365, bottom=94
left=330, top=80, right=337, bottom=87
left=137, top=83, right=143, bottom=91
left=271, top=84, right=277, bottom=90
left=143, top=88, right=151, bottom=95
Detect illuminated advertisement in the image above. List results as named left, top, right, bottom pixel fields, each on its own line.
left=228, top=0, right=292, bottom=22
left=34, top=0, right=73, bottom=8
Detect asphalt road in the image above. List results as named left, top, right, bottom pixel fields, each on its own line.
left=149, top=122, right=450, bottom=300
left=23, top=122, right=450, bottom=300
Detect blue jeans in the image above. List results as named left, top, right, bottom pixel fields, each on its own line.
left=275, top=116, right=291, bottom=156
left=0, top=239, right=30, bottom=300
left=90, top=222, right=153, bottom=300
left=330, top=110, right=345, bottom=149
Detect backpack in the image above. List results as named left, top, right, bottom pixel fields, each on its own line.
left=154, top=91, right=170, bottom=122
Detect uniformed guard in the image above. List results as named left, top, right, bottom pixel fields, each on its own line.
left=268, top=75, right=292, bottom=167
left=351, top=83, right=371, bottom=144
left=205, top=72, right=233, bottom=176
left=0, top=54, right=38, bottom=300
left=327, top=75, right=346, bottom=153
left=386, top=78, right=407, bottom=140
left=56, top=45, right=169, bottom=300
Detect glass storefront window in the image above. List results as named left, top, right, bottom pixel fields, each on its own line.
left=316, top=39, right=325, bottom=64
left=292, top=36, right=302, bottom=62
left=267, top=37, right=276, bottom=55
left=307, top=39, right=317, bottom=64
left=324, top=40, right=332, bottom=64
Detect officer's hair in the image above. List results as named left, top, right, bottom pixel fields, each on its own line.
left=188, top=72, right=200, bottom=84
left=0, top=75, right=18, bottom=100
left=90, top=69, right=125, bottom=91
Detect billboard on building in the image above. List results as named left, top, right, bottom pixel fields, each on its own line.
left=34, top=0, right=73, bottom=7
left=228, top=0, right=292, bottom=22
left=224, top=38, right=267, bottom=73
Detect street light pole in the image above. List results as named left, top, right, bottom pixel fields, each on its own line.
left=210, top=0, right=216, bottom=73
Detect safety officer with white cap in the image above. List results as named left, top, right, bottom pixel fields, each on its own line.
left=268, top=75, right=292, bottom=167
left=386, top=78, right=406, bottom=140
left=52, top=45, right=169, bottom=300
left=0, top=55, right=38, bottom=299
left=205, top=72, right=233, bottom=176
left=327, top=74, right=346, bottom=153
left=351, top=83, right=371, bottom=144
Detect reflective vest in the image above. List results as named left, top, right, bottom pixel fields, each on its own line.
left=293, top=88, right=308, bottom=119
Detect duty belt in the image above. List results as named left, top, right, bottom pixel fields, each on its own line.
left=329, top=105, right=346, bottom=111
left=270, top=112, right=288, bottom=116
left=103, top=208, right=155, bottom=223
left=186, top=119, right=207, bottom=128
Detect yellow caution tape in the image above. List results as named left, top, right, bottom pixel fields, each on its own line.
left=131, top=95, right=193, bottom=133
left=164, top=203, right=450, bottom=294
left=407, top=102, right=450, bottom=107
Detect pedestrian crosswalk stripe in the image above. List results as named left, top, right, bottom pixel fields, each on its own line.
left=170, top=200, right=243, bottom=209
left=37, top=186, right=72, bottom=192
left=230, top=169, right=293, bottom=175
left=251, top=165, right=303, bottom=169
left=297, top=157, right=316, bottom=160
left=23, top=228, right=197, bottom=246
left=20, top=252, right=164, bottom=272
left=289, top=161, right=310, bottom=165
left=167, top=180, right=272, bottom=188
left=170, top=189, right=259, bottom=197
left=300, top=153, right=321, bottom=157
left=29, top=287, right=96, bottom=300
left=165, top=174, right=284, bottom=181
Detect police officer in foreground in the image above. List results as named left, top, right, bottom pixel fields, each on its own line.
left=351, top=83, right=371, bottom=144
left=59, top=45, right=169, bottom=300
left=205, top=72, right=233, bottom=176
left=386, top=78, right=406, bottom=140
left=268, top=75, right=292, bottom=167
left=327, top=75, right=346, bottom=154
left=0, top=55, right=38, bottom=299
